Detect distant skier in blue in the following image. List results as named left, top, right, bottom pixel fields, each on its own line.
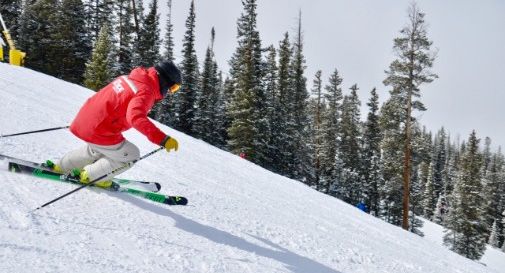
left=356, top=202, right=368, bottom=213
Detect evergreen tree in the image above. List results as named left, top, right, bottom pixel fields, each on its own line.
left=489, top=220, right=499, bottom=247
left=219, top=77, right=235, bottom=149
left=379, top=94, right=405, bottom=225
left=176, top=0, right=199, bottom=134
left=0, top=0, right=22, bottom=40
left=431, top=128, right=447, bottom=200
left=444, top=135, right=459, bottom=197
left=194, top=28, right=220, bottom=143
left=152, top=0, right=176, bottom=125
left=382, top=3, right=437, bottom=229
left=162, top=0, right=175, bottom=62
left=116, top=0, right=136, bottom=75
left=416, top=161, right=430, bottom=216
left=83, top=24, right=113, bottom=91
left=84, top=0, right=115, bottom=42
left=362, top=88, right=382, bottom=215
left=444, top=141, right=460, bottom=223
left=422, top=161, right=436, bottom=219
left=433, top=194, right=448, bottom=224
left=483, top=150, right=505, bottom=244
left=263, top=45, right=280, bottom=170
left=18, top=0, right=59, bottom=75
left=412, top=126, right=433, bottom=217
left=482, top=137, right=492, bottom=176
left=134, top=0, right=161, bottom=67
left=227, top=0, right=267, bottom=164
left=213, top=73, right=228, bottom=149
left=274, top=32, right=295, bottom=176
left=129, top=0, right=144, bottom=44
left=52, top=0, right=91, bottom=83
left=408, top=141, right=425, bottom=236
left=309, top=70, right=324, bottom=188
left=320, top=69, right=343, bottom=193
left=335, top=84, right=362, bottom=204
left=289, top=11, right=311, bottom=181
left=444, top=131, right=487, bottom=260
left=502, top=212, right=505, bottom=252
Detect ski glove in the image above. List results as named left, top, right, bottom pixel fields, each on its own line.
left=161, top=135, right=178, bottom=152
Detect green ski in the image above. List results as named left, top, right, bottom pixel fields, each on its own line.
left=7, top=161, right=187, bottom=206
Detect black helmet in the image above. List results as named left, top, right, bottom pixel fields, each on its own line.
left=154, top=60, right=182, bottom=96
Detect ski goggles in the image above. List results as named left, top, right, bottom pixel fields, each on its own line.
left=170, top=83, right=181, bottom=94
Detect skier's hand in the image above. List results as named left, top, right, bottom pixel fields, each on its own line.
left=161, top=136, right=179, bottom=152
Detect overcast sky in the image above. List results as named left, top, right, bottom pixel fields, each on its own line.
left=160, top=0, right=505, bottom=150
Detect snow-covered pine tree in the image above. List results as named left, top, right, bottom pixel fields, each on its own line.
left=84, top=0, right=115, bottom=43
left=379, top=93, right=405, bottom=225
left=422, top=161, right=436, bottom=220
left=336, top=84, right=362, bottom=204
left=502, top=211, right=505, bottom=251
left=409, top=168, right=425, bottom=235
left=151, top=0, right=176, bottom=125
left=433, top=194, right=448, bottom=224
left=382, top=3, right=437, bottom=229
left=227, top=0, right=267, bottom=164
left=52, top=0, right=91, bottom=84
left=488, top=220, right=499, bottom=247
left=319, top=69, right=343, bottom=193
left=482, top=137, right=492, bottom=176
left=362, top=88, right=382, bottom=215
left=83, top=24, right=113, bottom=91
left=289, top=11, right=311, bottom=182
left=416, top=161, right=430, bottom=214
left=0, top=0, right=22, bottom=40
left=134, top=0, right=161, bottom=67
left=219, top=77, right=235, bottom=149
left=116, top=0, right=136, bottom=75
left=262, top=45, right=280, bottom=170
left=443, top=142, right=458, bottom=223
left=443, top=134, right=458, bottom=197
left=308, top=70, right=324, bottom=189
left=17, top=0, right=59, bottom=75
left=431, top=128, right=447, bottom=202
left=273, top=33, right=295, bottom=176
left=212, top=72, right=228, bottom=149
left=162, top=0, right=174, bottom=62
left=409, top=152, right=426, bottom=235
left=483, top=150, right=505, bottom=244
left=443, top=131, right=487, bottom=260
left=194, top=28, right=220, bottom=144
left=412, top=126, right=433, bottom=218
left=175, top=0, right=199, bottom=135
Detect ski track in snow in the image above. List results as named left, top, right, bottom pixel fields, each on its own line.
left=0, top=63, right=503, bottom=273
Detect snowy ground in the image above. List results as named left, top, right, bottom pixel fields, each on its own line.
left=0, top=63, right=503, bottom=273
left=420, top=217, right=505, bottom=272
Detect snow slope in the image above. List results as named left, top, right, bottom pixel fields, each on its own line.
left=0, top=62, right=502, bottom=273
left=421, top=217, right=505, bottom=272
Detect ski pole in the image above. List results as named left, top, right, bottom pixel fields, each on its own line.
left=31, top=147, right=164, bottom=212
left=1, top=126, right=70, bottom=138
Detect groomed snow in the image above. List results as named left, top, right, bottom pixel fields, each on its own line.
left=0, top=63, right=502, bottom=273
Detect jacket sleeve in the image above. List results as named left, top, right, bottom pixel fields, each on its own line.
left=126, top=88, right=167, bottom=145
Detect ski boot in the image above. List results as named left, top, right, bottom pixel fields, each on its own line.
left=68, top=168, right=116, bottom=190
left=43, top=160, right=63, bottom=174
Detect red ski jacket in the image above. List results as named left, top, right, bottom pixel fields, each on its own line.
left=70, top=67, right=167, bottom=146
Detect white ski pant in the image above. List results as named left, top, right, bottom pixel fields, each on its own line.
left=58, top=140, right=140, bottom=182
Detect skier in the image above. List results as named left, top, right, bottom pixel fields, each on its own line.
left=45, top=60, right=182, bottom=188
left=356, top=202, right=368, bottom=213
